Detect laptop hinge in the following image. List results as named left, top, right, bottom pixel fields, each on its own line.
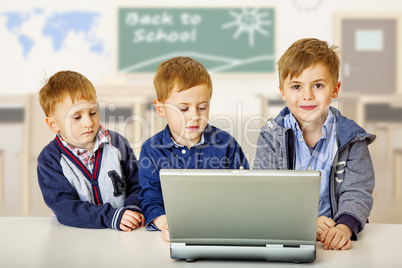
left=300, top=245, right=315, bottom=250
left=266, top=244, right=315, bottom=249
left=265, top=244, right=284, bottom=248
left=171, top=242, right=186, bottom=247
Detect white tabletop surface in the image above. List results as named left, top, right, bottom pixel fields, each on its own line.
left=0, top=217, right=401, bottom=268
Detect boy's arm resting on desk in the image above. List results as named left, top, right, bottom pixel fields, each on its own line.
left=138, top=146, right=166, bottom=231
left=320, top=222, right=352, bottom=250
left=112, top=132, right=144, bottom=230
left=37, top=154, right=128, bottom=231
left=333, top=139, right=375, bottom=240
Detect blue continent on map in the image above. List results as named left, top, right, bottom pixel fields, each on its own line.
left=1, top=9, right=104, bottom=58
left=2, top=9, right=43, bottom=58
left=43, top=11, right=103, bottom=53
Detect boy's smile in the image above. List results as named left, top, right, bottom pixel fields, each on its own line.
left=154, top=84, right=211, bottom=148
left=280, top=63, right=340, bottom=130
left=46, top=96, right=99, bottom=151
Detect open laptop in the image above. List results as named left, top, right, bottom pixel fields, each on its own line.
left=160, top=169, right=321, bottom=263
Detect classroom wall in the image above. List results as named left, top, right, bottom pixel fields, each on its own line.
left=1, top=0, right=401, bottom=116
left=1, top=0, right=402, bottom=218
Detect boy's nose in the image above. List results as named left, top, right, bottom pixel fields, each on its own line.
left=83, top=116, right=94, bottom=128
left=188, top=114, right=200, bottom=121
left=187, top=109, right=200, bottom=121
left=302, top=88, right=314, bottom=100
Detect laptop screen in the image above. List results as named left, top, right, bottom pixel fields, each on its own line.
left=160, top=169, right=320, bottom=247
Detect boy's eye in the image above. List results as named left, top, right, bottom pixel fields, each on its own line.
left=179, top=107, right=188, bottom=112
left=314, top=83, right=324, bottom=89
left=90, top=111, right=97, bottom=116
left=291, top=85, right=301, bottom=90
left=73, top=116, right=81, bottom=120
left=198, top=106, right=207, bottom=110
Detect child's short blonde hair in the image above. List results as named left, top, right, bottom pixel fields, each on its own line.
left=277, top=38, right=340, bottom=87
left=39, top=71, right=97, bottom=116
left=153, top=56, right=212, bottom=102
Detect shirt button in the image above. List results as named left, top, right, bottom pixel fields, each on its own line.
left=98, top=203, right=103, bottom=207
left=299, top=138, right=303, bottom=142
left=181, top=149, right=186, bottom=154
left=307, top=166, right=312, bottom=170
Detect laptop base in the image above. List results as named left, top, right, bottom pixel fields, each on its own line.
left=171, top=243, right=316, bottom=263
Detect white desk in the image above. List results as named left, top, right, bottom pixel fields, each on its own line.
left=0, top=217, right=401, bottom=267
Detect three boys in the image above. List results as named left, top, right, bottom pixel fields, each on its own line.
left=37, top=39, right=375, bottom=250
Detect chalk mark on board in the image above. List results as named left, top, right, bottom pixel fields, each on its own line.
left=222, top=8, right=272, bottom=47
left=120, top=52, right=274, bottom=73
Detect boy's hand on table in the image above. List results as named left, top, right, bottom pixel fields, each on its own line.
left=161, top=222, right=170, bottom=242
left=153, top=215, right=170, bottom=242
left=120, top=210, right=145, bottom=232
left=316, top=216, right=336, bottom=240
left=320, top=224, right=352, bottom=250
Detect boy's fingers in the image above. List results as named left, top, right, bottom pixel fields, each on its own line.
left=129, top=211, right=145, bottom=226
left=123, top=211, right=144, bottom=227
left=125, top=210, right=141, bottom=221
left=322, top=230, right=335, bottom=249
left=161, top=226, right=170, bottom=242
left=132, top=212, right=142, bottom=222
left=328, top=233, right=342, bottom=249
left=334, top=236, right=348, bottom=250
left=121, top=218, right=136, bottom=229
left=119, top=223, right=132, bottom=232
left=320, top=229, right=328, bottom=243
left=323, top=218, right=336, bottom=228
left=316, top=233, right=321, bottom=241
left=341, top=239, right=352, bottom=250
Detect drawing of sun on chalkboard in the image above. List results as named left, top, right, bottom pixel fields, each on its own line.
left=222, top=8, right=272, bottom=47
left=118, top=7, right=275, bottom=73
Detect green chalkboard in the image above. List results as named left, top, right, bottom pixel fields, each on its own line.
left=118, top=7, right=275, bottom=73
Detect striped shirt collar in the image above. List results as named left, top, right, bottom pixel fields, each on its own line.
left=58, top=124, right=110, bottom=173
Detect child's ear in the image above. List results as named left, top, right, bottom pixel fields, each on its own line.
left=154, top=100, right=165, bottom=117
left=45, top=117, right=60, bottom=134
left=332, top=81, right=341, bottom=98
left=279, top=85, right=287, bottom=102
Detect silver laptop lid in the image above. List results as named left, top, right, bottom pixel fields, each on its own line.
left=160, top=169, right=320, bottom=247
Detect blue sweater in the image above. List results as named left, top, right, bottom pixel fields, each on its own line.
left=138, top=124, right=249, bottom=230
left=37, top=130, right=141, bottom=230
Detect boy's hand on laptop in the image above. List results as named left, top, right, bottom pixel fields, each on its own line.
left=320, top=224, right=352, bottom=250
left=316, top=216, right=336, bottom=240
left=119, top=210, right=145, bottom=232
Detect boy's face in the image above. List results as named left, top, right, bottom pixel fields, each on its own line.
left=280, top=63, right=340, bottom=129
left=154, top=84, right=211, bottom=148
left=46, top=96, right=99, bottom=151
